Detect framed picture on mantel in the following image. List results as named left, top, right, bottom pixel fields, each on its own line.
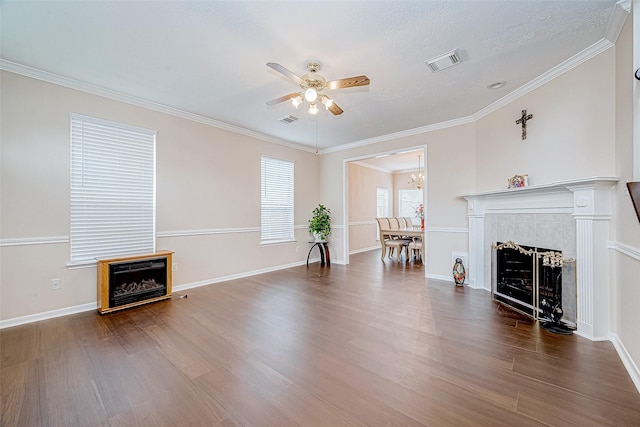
left=627, top=182, right=640, bottom=223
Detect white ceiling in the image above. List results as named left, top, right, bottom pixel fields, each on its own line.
left=0, top=0, right=622, bottom=160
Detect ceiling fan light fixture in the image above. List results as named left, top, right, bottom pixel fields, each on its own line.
left=321, top=96, right=333, bottom=109
left=265, top=61, right=369, bottom=117
left=291, top=95, right=303, bottom=108
left=304, top=88, right=318, bottom=103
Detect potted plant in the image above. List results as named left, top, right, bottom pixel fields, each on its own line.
left=309, top=204, right=331, bottom=241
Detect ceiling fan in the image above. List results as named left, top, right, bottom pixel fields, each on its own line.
left=266, top=61, right=370, bottom=116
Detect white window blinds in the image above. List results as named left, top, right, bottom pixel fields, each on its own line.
left=70, top=114, right=156, bottom=264
left=261, top=156, right=294, bottom=243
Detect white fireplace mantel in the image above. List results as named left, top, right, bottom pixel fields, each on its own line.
left=463, top=176, right=619, bottom=341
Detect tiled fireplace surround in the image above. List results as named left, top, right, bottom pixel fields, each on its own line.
left=464, top=177, right=618, bottom=341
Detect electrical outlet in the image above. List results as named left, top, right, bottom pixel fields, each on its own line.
left=51, top=278, right=61, bottom=290
left=172, top=263, right=177, bottom=272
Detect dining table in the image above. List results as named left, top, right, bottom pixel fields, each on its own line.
left=379, top=228, right=423, bottom=260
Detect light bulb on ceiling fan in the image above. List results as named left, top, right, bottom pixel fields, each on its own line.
left=291, top=95, right=303, bottom=108
left=308, top=103, right=319, bottom=115
left=321, top=96, right=333, bottom=110
left=304, top=88, right=318, bottom=103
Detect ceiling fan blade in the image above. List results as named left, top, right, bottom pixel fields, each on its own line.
left=266, top=62, right=303, bottom=85
left=266, top=93, right=299, bottom=106
left=326, top=75, right=370, bottom=90
left=328, top=102, right=344, bottom=116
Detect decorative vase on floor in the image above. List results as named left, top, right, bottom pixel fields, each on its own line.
left=453, top=258, right=466, bottom=286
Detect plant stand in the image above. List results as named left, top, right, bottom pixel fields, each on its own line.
left=306, top=241, right=330, bottom=267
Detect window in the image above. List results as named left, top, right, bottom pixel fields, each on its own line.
left=261, top=156, right=294, bottom=243
left=70, top=114, right=156, bottom=264
left=376, top=187, right=390, bottom=217
left=376, top=188, right=390, bottom=239
left=398, top=188, right=423, bottom=225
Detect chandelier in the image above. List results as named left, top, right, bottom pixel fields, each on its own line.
left=409, top=154, right=424, bottom=189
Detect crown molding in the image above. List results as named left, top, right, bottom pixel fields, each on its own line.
left=324, top=37, right=615, bottom=154
left=0, top=36, right=617, bottom=156
left=0, top=59, right=316, bottom=154
left=350, top=160, right=392, bottom=174
left=473, top=38, right=614, bottom=122
left=605, top=0, right=630, bottom=43
left=320, top=116, right=474, bottom=154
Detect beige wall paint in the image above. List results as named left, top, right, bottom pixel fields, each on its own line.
left=475, top=49, right=616, bottom=191
left=347, top=162, right=392, bottom=253
left=0, top=71, right=319, bottom=321
left=614, top=16, right=640, bottom=378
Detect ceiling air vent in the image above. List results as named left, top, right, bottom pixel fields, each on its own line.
left=425, top=49, right=461, bottom=72
left=279, top=115, right=298, bottom=124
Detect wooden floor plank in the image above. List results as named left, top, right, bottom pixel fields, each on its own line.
left=1, top=250, right=639, bottom=426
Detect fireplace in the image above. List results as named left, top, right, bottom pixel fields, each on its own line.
left=494, top=242, right=565, bottom=325
left=110, top=258, right=167, bottom=308
left=97, top=251, right=173, bottom=314
left=463, top=177, right=618, bottom=340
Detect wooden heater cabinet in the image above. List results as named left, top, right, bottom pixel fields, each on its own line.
left=97, top=251, right=173, bottom=314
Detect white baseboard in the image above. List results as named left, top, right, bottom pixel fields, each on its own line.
left=610, top=333, right=640, bottom=394
left=172, top=258, right=319, bottom=292
left=349, top=246, right=379, bottom=255
left=426, top=273, right=454, bottom=283
left=1, top=258, right=323, bottom=329
left=0, top=302, right=97, bottom=329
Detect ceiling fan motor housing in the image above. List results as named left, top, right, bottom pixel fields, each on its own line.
left=301, top=62, right=326, bottom=92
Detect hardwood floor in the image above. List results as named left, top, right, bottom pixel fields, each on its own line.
left=2, top=250, right=639, bottom=426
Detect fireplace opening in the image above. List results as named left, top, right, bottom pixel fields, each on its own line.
left=493, top=241, right=573, bottom=334
left=109, top=258, right=168, bottom=308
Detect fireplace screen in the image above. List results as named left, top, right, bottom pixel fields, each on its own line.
left=494, top=242, right=562, bottom=321
left=109, top=258, right=168, bottom=308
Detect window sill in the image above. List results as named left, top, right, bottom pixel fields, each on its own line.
left=260, top=239, right=297, bottom=246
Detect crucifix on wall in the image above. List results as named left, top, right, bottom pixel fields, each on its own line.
left=515, top=109, right=533, bottom=140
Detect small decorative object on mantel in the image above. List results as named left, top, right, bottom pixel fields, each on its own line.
left=309, top=204, right=331, bottom=242
left=452, top=258, right=466, bottom=286
left=507, top=174, right=529, bottom=189
left=515, top=109, right=533, bottom=140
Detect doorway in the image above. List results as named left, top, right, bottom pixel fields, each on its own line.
left=343, top=147, right=426, bottom=267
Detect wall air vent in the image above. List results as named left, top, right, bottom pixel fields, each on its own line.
left=279, top=115, right=298, bottom=124
left=425, top=49, right=461, bottom=72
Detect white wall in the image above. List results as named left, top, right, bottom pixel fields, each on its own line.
left=614, top=13, right=640, bottom=387
left=0, top=71, right=319, bottom=322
